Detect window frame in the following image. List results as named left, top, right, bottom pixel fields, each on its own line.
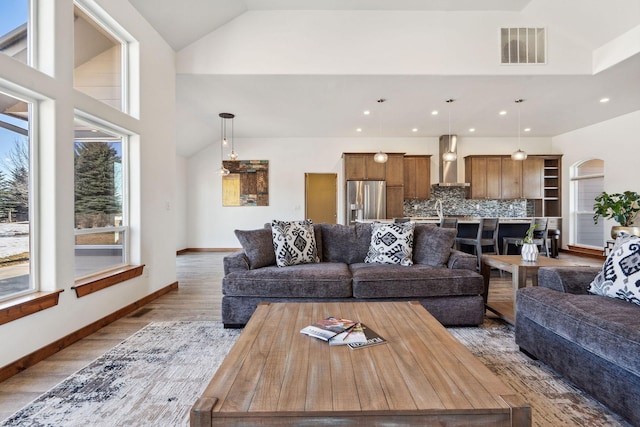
left=73, top=0, right=130, bottom=114
left=0, top=87, right=39, bottom=304
left=570, top=160, right=605, bottom=250
left=73, top=115, right=130, bottom=280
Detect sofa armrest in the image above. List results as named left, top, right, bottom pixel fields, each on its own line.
left=538, top=266, right=601, bottom=294
left=223, top=251, right=250, bottom=275
left=447, top=250, right=478, bottom=271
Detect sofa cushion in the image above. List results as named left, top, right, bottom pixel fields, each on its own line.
left=350, top=263, right=483, bottom=298
left=365, top=222, right=415, bottom=266
left=320, top=223, right=371, bottom=264
left=517, top=287, right=640, bottom=377
left=271, top=219, right=320, bottom=267
left=413, top=224, right=456, bottom=267
left=234, top=228, right=276, bottom=269
left=589, top=233, right=640, bottom=305
left=222, top=262, right=352, bottom=298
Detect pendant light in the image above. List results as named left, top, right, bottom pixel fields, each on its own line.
left=217, top=112, right=233, bottom=176
left=442, top=99, right=457, bottom=162
left=373, top=98, right=388, bottom=164
left=511, top=99, right=527, bottom=161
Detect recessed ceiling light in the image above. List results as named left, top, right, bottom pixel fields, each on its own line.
left=599, top=97, right=610, bottom=103
left=469, top=128, right=476, bottom=132
left=91, top=129, right=98, bottom=133
left=524, top=128, right=531, bottom=132
left=356, top=128, right=362, bottom=132
left=431, top=110, right=438, bottom=115
left=499, top=110, right=507, bottom=116
left=412, top=128, right=418, bottom=132
left=363, top=110, right=370, bottom=115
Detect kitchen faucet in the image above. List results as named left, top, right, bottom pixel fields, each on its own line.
left=434, top=199, right=444, bottom=220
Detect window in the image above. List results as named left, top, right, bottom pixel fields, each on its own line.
left=0, top=0, right=30, bottom=66
left=571, top=159, right=604, bottom=248
left=0, top=90, right=34, bottom=302
left=73, top=3, right=127, bottom=112
left=74, top=118, right=128, bottom=278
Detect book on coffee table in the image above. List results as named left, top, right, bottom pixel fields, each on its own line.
left=300, top=317, right=358, bottom=341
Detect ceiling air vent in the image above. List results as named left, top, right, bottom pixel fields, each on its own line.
left=500, top=28, right=546, bottom=64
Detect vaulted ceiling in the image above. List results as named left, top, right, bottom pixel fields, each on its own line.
left=129, top=0, right=640, bottom=157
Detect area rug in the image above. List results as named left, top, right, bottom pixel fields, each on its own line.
left=1, top=320, right=631, bottom=427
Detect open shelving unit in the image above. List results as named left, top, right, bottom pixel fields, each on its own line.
left=543, top=157, right=561, bottom=217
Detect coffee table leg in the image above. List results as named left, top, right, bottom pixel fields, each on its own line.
left=511, top=265, right=527, bottom=321
left=480, top=260, right=492, bottom=305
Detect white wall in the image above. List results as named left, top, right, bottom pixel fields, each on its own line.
left=186, top=135, right=553, bottom=249
left=176, top=155, right=188, bottom=251
left=552, top=110, right=640, bottom=245
left=178, top=10, right=593, bottom=76
left=0, top=0, right=177, bottom=367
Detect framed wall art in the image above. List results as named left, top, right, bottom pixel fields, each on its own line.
left=222, top=160, right=269, bottom=206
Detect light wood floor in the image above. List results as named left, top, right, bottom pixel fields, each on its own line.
left=0, top=251, right=602, bottom=420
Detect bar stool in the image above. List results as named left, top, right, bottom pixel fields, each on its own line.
left=439, top=217, right=458, bottom=230
left=455, top=218, right=499, bottom=270
left=502, top=217, right=549, bottom=257
left=439, top=217, right=459, bottom=248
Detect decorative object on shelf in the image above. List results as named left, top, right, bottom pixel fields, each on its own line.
left=442, top=99, right=457, bottom=162
left=511, top=99, right=527, bottom=161
left=373, top=98, right=388, bottom=163
left=519, top=223, right=539, bottom=261
left=593, top=190, right=640, bottom=238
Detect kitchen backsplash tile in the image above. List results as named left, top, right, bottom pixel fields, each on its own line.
left=404, top=186, right=529, bottom=218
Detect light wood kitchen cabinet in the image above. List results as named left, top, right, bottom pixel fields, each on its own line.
left=465, top=157, right=502, bottom=199
left=343, top=153, right=386, bottom=181
left=521, top=157, right=544, bottom=199
left=501, top=158, right=522, bottom=199
left=403, top=155, right=431, bottom=199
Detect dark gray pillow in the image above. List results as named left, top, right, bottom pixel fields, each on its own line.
left=413, top=224, right=456, bottom=267
left=234, top=228, right=276, bottom=269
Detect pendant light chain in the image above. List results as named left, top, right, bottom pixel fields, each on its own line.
left=511, top=99, right=527, bottom=160
left=373, top=98, right=388, bottom=163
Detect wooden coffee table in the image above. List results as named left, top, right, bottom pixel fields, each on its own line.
left=481, top=255, right=586, bottom=324
left=191, top=301, right=530, bottom=426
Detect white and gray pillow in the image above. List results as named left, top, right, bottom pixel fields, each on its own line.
left=589, top=232, right=640, bottom=305
left=365, top=222, right=415, bottom=266
left=271, top=219, right=320, bottom=267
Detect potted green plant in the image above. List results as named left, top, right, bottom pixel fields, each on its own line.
left=519, top=223, right=539, bottom=261
left=593, top=191, right=640, bottom=238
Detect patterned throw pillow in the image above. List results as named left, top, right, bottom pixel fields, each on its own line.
left=271, top=219, right=320, bottom=267
left=589, top=233, right=640, bottom=305
left=365, top=222, right=415, bottom=266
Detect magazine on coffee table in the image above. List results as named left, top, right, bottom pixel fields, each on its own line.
left=300, top=317, right=358, bottom=341
left=329, top=322, right=367, bottom=345
left=347, top=324, right=387, bottom=349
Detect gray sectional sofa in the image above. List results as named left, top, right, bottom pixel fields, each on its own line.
left=222, top=222, right=485, bottom=328
left=516, top=267, right=640, bottom=426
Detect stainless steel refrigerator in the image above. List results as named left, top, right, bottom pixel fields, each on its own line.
left=347, top=180, right=386, bottom=224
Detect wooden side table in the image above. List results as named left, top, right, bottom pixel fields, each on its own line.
left=480, top=255, right=585, bottom=325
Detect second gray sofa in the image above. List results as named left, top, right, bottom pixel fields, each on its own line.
left=222, top=222, right=485, bottom=328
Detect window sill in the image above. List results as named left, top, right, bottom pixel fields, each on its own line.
left=0, top=290, right=64, bottom=326
left=72, top=265, right=145, bottom=298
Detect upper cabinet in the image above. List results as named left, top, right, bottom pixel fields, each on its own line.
left=343, top=153, right=386, bottom=181
left=403, top=155, right=431, bottom=199
left=465, top=157, right=502, bottom=199
left=385, top=154, right=405, bottom=186
left=465, top=155, right=552, bottom=202
left=521, top=157, right=544, bottom=199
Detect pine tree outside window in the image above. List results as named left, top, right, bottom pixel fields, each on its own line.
left=74, top=118, right=128, bottom=278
